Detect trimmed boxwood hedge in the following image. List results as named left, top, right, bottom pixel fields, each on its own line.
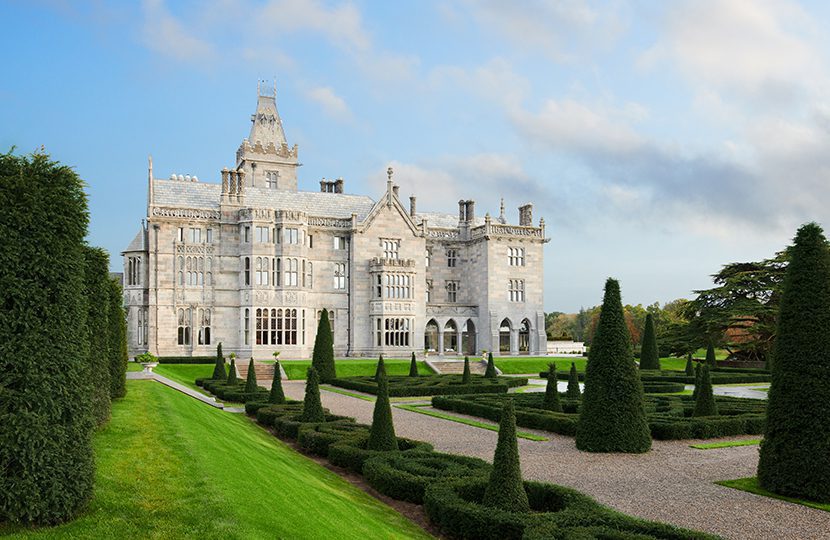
left=298, top=422, right=371, bottom=457
left=363, top=451, right=492, bottom=504
left=330, top=374, right=527, bottom=397
left=272, top=413, right=354, bottom=440
left=158, top=356, right=217, bottom=364
left=641, top=381, right=686, bottom=394
left=255, top=403, right=308, bottom=427
left=540, top=369, right=771, bottom=385
left=327, top=433, right=434, bottom=473
left=245, top=399, right=300, bottom=416
left=200, top=379, right=269, bottom=403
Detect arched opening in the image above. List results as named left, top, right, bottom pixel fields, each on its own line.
left=519, top=319, right=531, bottom=354
left=462, top=319, right=476, bottom=356
left=424, top=319, right=439, bottom=354
left=444, top=320, right=458, bottom=354
left=499, top=319, right=512, bottom=353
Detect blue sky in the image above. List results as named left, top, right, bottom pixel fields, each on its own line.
left=3, top=0, right=830, bottom=312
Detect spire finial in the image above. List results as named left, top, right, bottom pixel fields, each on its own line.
left=387, top=166, right=394, bottom=181
left=257, top=79, right=261, bottom=96
left=498, top=197, right=506, bottom=224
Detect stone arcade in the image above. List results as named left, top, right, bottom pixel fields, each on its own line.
left=123, top=86, right=548, bottom=359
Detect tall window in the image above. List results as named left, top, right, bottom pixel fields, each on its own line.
left=265, top=170, right=279, bottom=189
left=244, top=308, right=250, bottom=345
left=206, top=228, right=213, bottom=243
left=256, top=226, right=270, bottom=243
left=189, top=228, right=201, bottom=243
left=334, top=236, right=348, bottom=250
left=198, top=308, right=211, bottom=345
left=376, top=318, right=412, bottom=347
left=447, top=249, right=458, bottom=267
left=382, top=239, right=400, bottom=260
left=425, top=250, right=430, bottom=267
left=177, top=308, right=190, bottom=345
left=304, top=261, right=313, bottom=288
left=243, top=257, right=251, bottom=286
left=255, top=308, right=302, bottom=345
left=285, top=258, right=298, bottom=286
left=275, top=258, right=281, bottom=286
left=177, top=227, right=184, bottom=242
left=383, top=274, right=411, bottom=299
left=243, top=225, right=251, bottom=243
left=446, top=281, right=458, bottom=303
left=334, top=263, right=347, bottom=290
left=137, top=308, right=145, bottom=345
left=256, top=257, right=269, bottom=285
left=284, top=228, right=299, bottom=244
left=127, top=256, right=141, bottom=286
left=508, top=247, right=525, bottom=266
left=509, top=279, right=525, bottom=302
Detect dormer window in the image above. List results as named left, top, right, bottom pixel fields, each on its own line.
left=265, top=171, right=279, bottom=189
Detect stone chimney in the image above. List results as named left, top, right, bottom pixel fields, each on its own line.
left=458, top=200, right=466, bottom=223
left=335, top=178, right=344, bottom=194
left=409, top=196, right=417, bottom=218
left=465, top=200, right=475, bottom=222
left=519, top=203, right=533, bottom=226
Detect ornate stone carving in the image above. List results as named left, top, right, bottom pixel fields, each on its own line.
left=426, top=229, right=460, bottom=239
left=175, top=244, right=215, bottom=254
left=308, top=216, right=351, bottom=228
left=152, top=207, right=220, bottom=221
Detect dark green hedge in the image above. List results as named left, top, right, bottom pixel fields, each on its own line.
left=245, top=399, right=300, bottom=416
left=330, top=374, right=527, bottom=397
left=200, top=379, right=269, bottom=403
left=540, top=369, right=771, bottom=385
left=159, top=357, right=216, bottom=364
left=255, top=403, right=308, bottom=427
left=107, top=277, right=128, bottom=399
left=297, top=422, right=371, bottom=457
left=84, top=246, right=113, bottom=426
left=641, top=381, right=686, bottom=394
left=327, top=434, right=434, bottom=473
left=272, top=413, right=354, bottom=440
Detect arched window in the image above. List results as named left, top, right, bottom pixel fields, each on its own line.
left=519, top=319, right=531, bottom=354
left=499, top=319, right=512, bottom=353
left=177, top=308, right=190, bottom=345
left=444, top=320, right=458, bottom=353
left=425, top=319, right=439, bottom=353
left=244, top=308, right=250, bottom=345
left=462, top=319, right=476, bottom=356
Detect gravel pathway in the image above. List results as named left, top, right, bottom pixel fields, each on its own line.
left=283, top=380, right=830, bottom=540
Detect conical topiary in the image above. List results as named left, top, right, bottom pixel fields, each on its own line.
left=684, top=353, right=694, bottom=376
left=566, top=362, right=581, bottom=400
left=705, top=342, right=717, bottom=368
left=758, top=223, right=830, bottom=502
left=226, top=356, right=238, bottom=385
left=409, top=352, right=418, bottom=377
left=374, top=355, right=386, bottom=382
left=639, top=313, right=660, bottom=370
left=482, top=399, right=530, bottom=513
left=311, top=309, right=336, bottom=382
left=367, top=369, right=398, bottom=451
left=244, top=358, right=258, bottom=393
left=212, top=342, right=226, bottom=380
left=543, top=364, right=562, bottom=412
left=301, top=367, right=325, bottom=422
left=462, top=356, right=471, bottom=384
left=575, top=278, right=651, bottom=453
left=269, top=361, right=285, bottom=404
left=692, top=363, right=702, bottom=401
left=484, top=352, right=497, bottom=378
left=692, top=365, right=718, bottom=417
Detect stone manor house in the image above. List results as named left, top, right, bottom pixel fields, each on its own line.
left=122, top=86, right=548, bottom=360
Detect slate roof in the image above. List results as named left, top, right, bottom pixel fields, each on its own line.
left=124, top=227, right=146, bottom=253
left=414, top=211, right=485, bottom=229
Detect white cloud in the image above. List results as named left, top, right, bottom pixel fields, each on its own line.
left=306, top=86, right=352, bottom=121
left=140, top=0, right=215, bottom=62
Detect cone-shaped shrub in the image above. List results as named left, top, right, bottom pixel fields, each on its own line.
left=576, top=279, right=651, bottom=453
left=107, top=277, right=128, bottom=399
left=244, top=358, right=258, bottom=393
left=462, top=356, right=471, bottom=383
left=543, top=364, right=562, bottom=412
left=212, top=342, right=226, bottom=380
left=227, top=357, right=238, bottom=385
left=482, top=399, right=530, bottom=513
left=301, top=367, right=325, bottom=422
left=269, top=361, right=285, bottom=404
left=759, top=223, right=830, bottom=502
left=374, top=354, right=386, bottom=382
left=566, top=362, right=581, bottom=400
left=311, top=309, right=336, bottom=382
left=367, top=369, right=398, bottom=451
left=484, top=352, right=497, bottom=378
left=409, top=352, right=418, bottom=377
left=705, top=342, right=717, bottom=368
left=692, top=366, right=718, bottom=417
left=692, top=363, right=702, bottom=401
left=639, top=313, right=660, bottom=370
left=684, top=353, right=694, bottom=376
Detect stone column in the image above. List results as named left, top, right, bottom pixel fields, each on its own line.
left=438, top=329, right=444, bottom=357
left=510, top=328, right=519, bottom=355
left=456, top=328, right=463, bottom=356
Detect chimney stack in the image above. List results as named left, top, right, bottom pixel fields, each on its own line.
left=519, top=203, right=533, bottom=226
left=409, top=196, right=417, bottom=218
left=335, top=178, right=344, bottom=194
left=465, top=200, right=475, bottom=222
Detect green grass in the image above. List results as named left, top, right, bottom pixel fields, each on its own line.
left=152, top=363, right=215, bottom=393
left=394, top=403, right=547, bottom=441
left=717, top=477, right=830, bottom=512
left=691, top=439, right=761, bottom=449
left=0, top=381, right=431, bottom=539
left=495, top=357, right=587, bottom=375
left=281, top=359, right=433, bottom=380
left=322, top=385, right=376, bottom=402
left=692, top=348, right=729, bottom=360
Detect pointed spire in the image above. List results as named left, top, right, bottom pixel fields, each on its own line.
left=147, top=154, right=154, bottom=210
left=248, top=82, right=286, bottom=147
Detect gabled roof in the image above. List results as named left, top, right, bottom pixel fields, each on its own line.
left=123, top=227, right=146, bottom=253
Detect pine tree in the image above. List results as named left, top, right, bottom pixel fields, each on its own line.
left=484, top=352, right=497, bottom=378
left=575, top=279, right=651, bottom=453
left=692, top=365, right=718, bottom=417
left=227, top=356, right=238, bottom=385
left=212, top=342, right=226, bottom=380
left=705, top=342, right=717, bottom=368
left=244, top=358, right=258, bottom=393
left=684, top=353, right=694, bottom=376
left=758, top=223, right=830, bottom=502
left=566, top=362, right=581, bottom=400
left=269, top=361, right=285, bottom=404
left=107, top=277, right=128, bottom=399
left=692, top=363, right=702, bottom=401
left=311, top=309, right=336, bottom=382
left=374, top=354, right=386, bottom=382
left=639, top=313, right=660, bottom=370
left=301, top=367, right=325, bottom=422
left=408, top=351, right=418, bottom=377
left=462, top=356, right=471, bottom=383
left=367, top=369, right=398, bottom=451
left=543, top=364, right=562, bottom=412
left=482, top=399, right=530, bottom=513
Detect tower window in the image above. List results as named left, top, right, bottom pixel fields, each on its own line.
left=447, top=249, right=458, bottom=267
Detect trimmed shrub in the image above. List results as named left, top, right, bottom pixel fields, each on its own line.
left=639, top=313, right=660, bottom=370
left=269, top=361, right=285, bottom=404
left=158, top=356, right=216, bottom=364
left=212, top=343, right=225, bottom=380
left=543, top=364, right=562, bottom=412
left=254, top=402, right=304, bottom=427
left=462, top=356, right=472, bottom=384
left=685, top=353, right=694, bottom=376
left=692, top=363, right=701, bottom=401
left=483, top=399, right=530, bottom=512
left=328, top=434, right=433, bottom=473
left=693, top=366, right=718, bottom=417
left=363, top=451, right=492, bottom=504
left=367, top=369, right=398, bottom=451
left=311, top=308, right=336, bottom=382
left=0, top=151, right=95, bottom=524
left=84, top=246, right=113, bottom=425
left=107, top=277, right=128, bottom=399
left=374, top=354, right=386, bottom=382
left=298, top=422, right=370, bottom=457
left=641, top=381, right=685, bottom=394
left=566, top=362, right=580, bottom=400
left=485, top=352, right=497, bottom=378
left=226, top=356, right=238, bottom=385
left=273, top=413, right=354, bottom=440
left=576, top=279, right=651, bottom=453
left=759, top=223, right=830, bottom=502
left=301, top=367, right=325, bottom=422
left=244, top=358, right=258, bottom=393
left=705, top=343, right=717, bottom=368
left=409, top=351, right=418, bottom=377
left=330, top=374, right=526, bottom=397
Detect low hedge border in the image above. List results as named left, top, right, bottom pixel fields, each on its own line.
left=255, top=403, right=308, bottom=427
left=297, top=422, right=371, bottom=457
left=330, top=374, right=528, bottom=397
left=363, top=451, right=492, bottom=504
left=272, top=413, right=354, bottom=440
left=198, top=379, right=269, bottom=403
left=245, top=399, right=300, bottom=416
left=539, top=370, right=771, bottom=385
left=327, top=434, right=434, bottom=473
left=641, top=381, right=686, bottom=394
left=158, top=356, right=216, bottom=364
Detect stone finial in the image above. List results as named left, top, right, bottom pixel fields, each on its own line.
left=499, top=197, right=506, bottom=224
left=387, top=166, right=393, bottom=181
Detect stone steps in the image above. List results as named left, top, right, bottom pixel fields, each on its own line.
left=429, top=359, right=490, bottom=375
left=235, top=362, right=276, bottom=384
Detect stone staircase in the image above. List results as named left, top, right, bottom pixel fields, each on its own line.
left=428, top=358, right=493, bottom=375
left=235, top=362, right=277, bottom=386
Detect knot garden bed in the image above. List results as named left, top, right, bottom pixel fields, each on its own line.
left=541, top=368, right=771, bottom=385
left=329, top=374, right=528, bottom=397
left=196, top=378, right=269, bottom=403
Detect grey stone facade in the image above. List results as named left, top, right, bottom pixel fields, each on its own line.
left=122, top=88, right=548, bottom=359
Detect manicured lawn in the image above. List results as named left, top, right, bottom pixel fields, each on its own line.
left=717, top=477, right=830, bottom=513
left=126, top=362, right=144, bottom=372
left=658, top=357, right=688, bottom=371
left=281, top=359, right=433, bottom=380
left=394, top=404, right=547, bottom=441
left=692, top=348, right=729, bottom=360
left=691, top=439, right=761, bottom=449
left=153, top=363, right=215, bottom=393
left=0, top=381, right=431, bottom=539
left=495, top=357, right=586, bottom=375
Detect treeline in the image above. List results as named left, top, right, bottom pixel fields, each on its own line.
left=0, top=151, right=128, bottom=525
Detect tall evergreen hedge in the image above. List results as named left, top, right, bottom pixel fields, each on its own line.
left=367, top=369, right=398, bottom=451
left=269, top=361, right=285, bottom=404
left=684, top=353, right=694, bottom=376
left=482, top=399, right=529, bottom=512
left=484, top=352, right=497, bottom=378
left=107, top=277, right=128, bottom=399
left=758, top=223, right=830, bottom=502
left=227, top=356, right=237, bottom=385
left=566, top=362, right=581, bottom=399
left=0, top=151, right=95, bottom=524
left=212, top=343, right=225, bottom=380
left=244, top=358, right=258, bottom=393
left=462, top=356, right=471, bottom=384
left=408, top=351, right=418, bottom=377
left=705, top=343, right=717, bottom=368
left=575, top=279, right=651, bottom=453
left=543, top=364, right=562, bottom=412
left=301, top=367, right=325, bottom=422
left=374, top=355, right=386, bottom=382
left=311, top=309, right=336, bottom=382
left=639, top=313, right=660, bottom=370
left=692, top=366, right=718, bottom=417
left=83, top=245, right=113, bottom=425
left=692, top=363, right=702, bottom=401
